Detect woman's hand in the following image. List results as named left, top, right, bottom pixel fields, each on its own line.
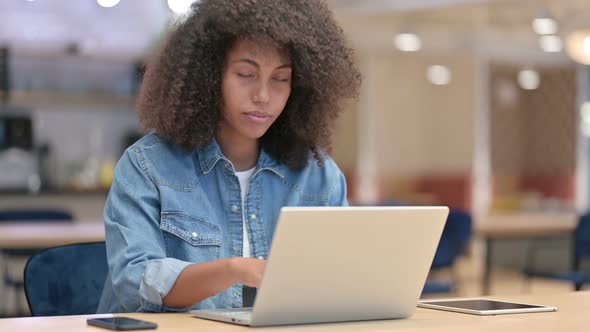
left=230, top=257, right=267, bottom=288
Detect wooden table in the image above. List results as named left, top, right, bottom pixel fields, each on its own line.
left=475, top=212, right=578, bottom=295
left=0, top=291, right=587, bottom=331
left=0, top=222, right=105, bottom=249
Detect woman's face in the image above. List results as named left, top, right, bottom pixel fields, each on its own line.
left=219, top=39, right=292, bottom=141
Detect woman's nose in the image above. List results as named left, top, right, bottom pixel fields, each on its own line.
left=253, top=81, right=270, bottom=104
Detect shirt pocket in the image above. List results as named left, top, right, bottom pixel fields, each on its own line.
left=160, top=212, right=222, bottom=262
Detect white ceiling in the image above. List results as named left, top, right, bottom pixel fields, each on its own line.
left=335, top=0, right=590, bottom=64
left=0, top=0, right=171, bottom=60
left=0, top=0, right=496, bottom=60
left=327, top=0, right=492, bottom=15
left=1, top=0, right=590, bottom=62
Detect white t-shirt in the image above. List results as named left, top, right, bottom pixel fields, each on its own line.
left=235, top=167, right=256, bottom=258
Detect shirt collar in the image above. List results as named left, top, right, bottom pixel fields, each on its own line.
left=197, top=138, right=286, bottom=179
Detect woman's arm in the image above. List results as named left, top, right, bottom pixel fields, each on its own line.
left=162, top=257, right=265, bottom=308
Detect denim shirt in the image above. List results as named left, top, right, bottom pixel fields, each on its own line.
left=97, top=132, right=348, bottom=313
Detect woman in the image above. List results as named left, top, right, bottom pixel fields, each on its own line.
left=97, top=0, right=361, bottom=313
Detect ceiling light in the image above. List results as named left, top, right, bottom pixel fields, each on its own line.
left=426, top=65, right=451, bottom=86
left=566, top=30, right=590, bottom=65
left=97, top=0, right=120, bottom=8
left=394, top=33, right=421, bottom=52
left=532, top=9, right=558, bottom=35
left=539, top=35, right=562, bottom=53
left=532, top=17, right=557, bottom=35
left=168, top=0, right=195, bottom=15
left=517, top=70, right=540, bottom=90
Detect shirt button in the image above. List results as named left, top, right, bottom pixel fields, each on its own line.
left=233, top=292, right=240, bottom=299
left=191, top=232, right=198, bottom=239
left=231, top=205, right=239, bottom=213
left=257, top=256, right=264, bottom=260
left=232, top=248, right=240, bottom=254
left=250, top=214, right=257, bottom=220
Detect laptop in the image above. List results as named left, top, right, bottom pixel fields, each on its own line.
left=192, top=206, right=449, bottom=326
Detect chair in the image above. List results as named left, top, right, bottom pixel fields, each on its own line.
left=0, top=209, right=74, bottom=315
left=24, top=242, right=108, bottom=316
left=524, top=213, right=590, bottom=291
left=422, top=280, right=453, bottom=294
left=422, top=210, right=473, bottom=294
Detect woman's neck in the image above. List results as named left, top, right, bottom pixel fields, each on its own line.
left=215, top=128, right=260, bottom=172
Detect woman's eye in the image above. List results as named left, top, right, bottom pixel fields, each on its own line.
left=273, top=77, right=290, bottom=82
left=238, top=73, right=254, bottom=78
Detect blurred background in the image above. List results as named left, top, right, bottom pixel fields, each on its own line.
left=1, top=0, right=590, bottom=317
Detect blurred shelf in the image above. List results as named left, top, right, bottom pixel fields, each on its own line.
left=0, top=189, right=109, bottom=197
left=8, top=91, right=135, bottom=109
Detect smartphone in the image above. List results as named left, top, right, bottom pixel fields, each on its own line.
left=87, top=317, right=158, bottom=330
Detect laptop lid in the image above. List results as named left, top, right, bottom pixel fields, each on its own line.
left=247, top=206, right=449, bottom=326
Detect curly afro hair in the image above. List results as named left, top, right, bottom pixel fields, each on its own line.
left=137, top=0, right=361, bottom=170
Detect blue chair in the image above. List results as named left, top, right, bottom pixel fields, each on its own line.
left=24, top=242, right=108, bottom=316
left=423, top=210, right=473, bottom=294
left=524, top=213, right=590, bottom=291
left=0, top=209, right=74, bottom=315
left=422, top=280, right=453, bottom=294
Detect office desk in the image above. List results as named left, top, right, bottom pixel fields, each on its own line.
left=0, top=222, right=105, bottom=249
left=0, top=291, right=587, bottom=331
left=476, top=212, right=577, bottom=295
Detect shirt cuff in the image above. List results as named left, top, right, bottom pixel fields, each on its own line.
left=138, top=258, right=192, bottom=312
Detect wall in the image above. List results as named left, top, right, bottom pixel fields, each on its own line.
left=331, top=46, right=477, bottom=208
left=490, top=64, right=577, bottom=208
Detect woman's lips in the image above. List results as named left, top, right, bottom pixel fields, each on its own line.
left=243, top=111, right=272, bottom=124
